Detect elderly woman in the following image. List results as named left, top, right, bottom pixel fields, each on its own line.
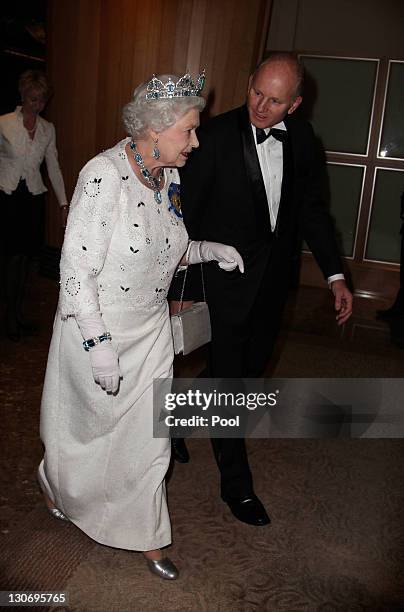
left=0, top=69, right=68, bottom=341
left=37, top=72, right=243, bottom=580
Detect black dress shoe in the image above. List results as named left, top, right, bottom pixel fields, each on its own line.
left=223, top=494, right=270, bottom=526
left=171, top=438, right=190, bottom=463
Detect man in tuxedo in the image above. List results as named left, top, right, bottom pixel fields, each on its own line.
left=174, top=52, right=353, bottom=526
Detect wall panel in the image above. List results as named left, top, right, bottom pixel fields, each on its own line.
left=46, top=0, right=270, bottom=247
left=46, top=0, right=101, bottom=246
left=266, top=0, right=404, bottom=299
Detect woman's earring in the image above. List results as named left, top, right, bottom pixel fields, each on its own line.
left=152, top=138, right=160, bottom=160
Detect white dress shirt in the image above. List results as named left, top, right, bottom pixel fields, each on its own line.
left=0, top=106, right=67, bottom=207
left=253, top=120, right=285, bottom=232
left=252, top=121, right=344, bottom=285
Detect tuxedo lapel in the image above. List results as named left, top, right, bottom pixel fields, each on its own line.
left=238, top=106, right=271, bottom=232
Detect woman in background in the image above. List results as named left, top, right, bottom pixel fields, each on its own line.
left=0, top=69, right=68, bottom=341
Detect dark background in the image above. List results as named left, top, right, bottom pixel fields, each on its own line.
left=0, top=0, right=47, bottom=114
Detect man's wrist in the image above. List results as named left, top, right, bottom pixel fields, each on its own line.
left=328, top=273, right=345, bottom=288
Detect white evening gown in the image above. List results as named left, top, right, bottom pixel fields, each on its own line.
left=38, top=139, right=188, bottom=550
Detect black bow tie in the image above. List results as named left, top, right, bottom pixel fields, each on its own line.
left=256, top=127, right=287, bottom=145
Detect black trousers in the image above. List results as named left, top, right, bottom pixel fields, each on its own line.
left=1, top=181, right=44, bottom=256
left=206, top=271, right=285, bottom=500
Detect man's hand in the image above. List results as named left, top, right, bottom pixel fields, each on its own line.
left=330, top=279, right=353, bottom=325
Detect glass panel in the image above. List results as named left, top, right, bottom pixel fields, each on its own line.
left=303, top=164, right=364, bottom=258
left=379, top=62, right=404, bottom=159
left=300, top=56, right=377, bottom=154
left=366, top=169, right=404, bottom=263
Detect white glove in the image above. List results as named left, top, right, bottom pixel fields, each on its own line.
left=88, top=342, right=121, bottom=393
left=187, top=240, right=244, bottom=273
left=76, top=313, right=121, bottom=394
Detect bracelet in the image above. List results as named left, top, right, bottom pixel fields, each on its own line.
left=83, top=331, right=112, bottom=351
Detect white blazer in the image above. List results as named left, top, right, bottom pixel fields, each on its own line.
left=0, top=106, right=67, bottom=206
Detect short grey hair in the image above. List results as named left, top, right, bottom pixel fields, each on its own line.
left=122, top=74, right=206, bottom=140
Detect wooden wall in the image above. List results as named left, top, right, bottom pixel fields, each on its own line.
left=45, top=0, right=271, bottom=247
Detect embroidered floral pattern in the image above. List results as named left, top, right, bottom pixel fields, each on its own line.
left=83, top=177, right=102, bottom=198
left=58, top=140, right=188, bottom=317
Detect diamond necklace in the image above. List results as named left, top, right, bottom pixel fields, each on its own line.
left=130, top=141, right=163, bottom=204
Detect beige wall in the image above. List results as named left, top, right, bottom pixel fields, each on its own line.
left=267, top=0, right=404, bottom=58
left=46, top=0, right=271, bottom=247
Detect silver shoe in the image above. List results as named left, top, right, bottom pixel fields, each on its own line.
left=48, top=507, right=70, bottom=522
left=146, top=557, right=179, bottom=580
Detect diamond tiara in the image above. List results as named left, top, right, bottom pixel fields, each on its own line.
left=145, top=69, right=206, bottom=100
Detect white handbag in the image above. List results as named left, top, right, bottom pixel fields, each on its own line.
left=170, top=265, right=211, bottom=355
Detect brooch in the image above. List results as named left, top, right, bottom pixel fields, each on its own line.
left=167, top=182, right=182, bottom=218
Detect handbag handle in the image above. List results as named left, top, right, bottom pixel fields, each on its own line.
left=179, top=263, right=206, bottom=311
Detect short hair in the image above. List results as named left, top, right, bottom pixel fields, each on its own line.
left=122, top=74, right=206, bottom=140
left=18, top=69, right=51, bottom=101
left=256, top=52, right=304, bottom=97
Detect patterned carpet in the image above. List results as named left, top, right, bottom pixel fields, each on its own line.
left=1, top=438, right=403, bottom=610
left=1, top=268, right=404, bottom=610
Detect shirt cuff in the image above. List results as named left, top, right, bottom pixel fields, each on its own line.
left=327, top=273, right=345, bottom=287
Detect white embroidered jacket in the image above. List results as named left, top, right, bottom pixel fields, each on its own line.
left=0, top=106, right=67, bottom=206
left=59, top=139, right=188, bottom=318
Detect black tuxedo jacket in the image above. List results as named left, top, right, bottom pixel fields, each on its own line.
left=179, top=105, right=342, bottom=327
